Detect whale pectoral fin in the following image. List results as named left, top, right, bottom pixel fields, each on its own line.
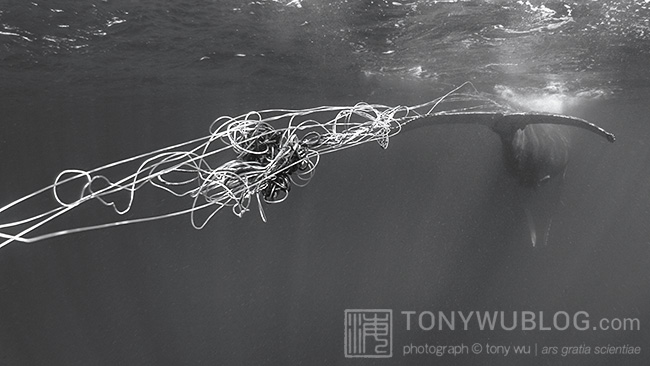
left=524, top=208, right=555, bottom=247
left=525, top=208, right=537, bottom=247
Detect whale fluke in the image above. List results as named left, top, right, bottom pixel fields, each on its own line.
left=402, top=112, right=615, bottom=143
left=496, top=113, right=615, bottom=143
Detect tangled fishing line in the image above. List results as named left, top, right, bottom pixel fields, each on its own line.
left=0, top=83, right=614, bottom=248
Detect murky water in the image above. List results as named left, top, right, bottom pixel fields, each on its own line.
left=1, top=1, right=649, bottom=365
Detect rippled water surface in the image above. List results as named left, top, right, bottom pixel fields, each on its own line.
left=1, top=1, right=649, bottom=365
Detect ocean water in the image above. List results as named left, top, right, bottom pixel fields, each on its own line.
left=0, top=1, right=649, bottom=365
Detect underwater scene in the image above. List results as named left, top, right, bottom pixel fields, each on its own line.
left=0, top=0, right=649, bottom=365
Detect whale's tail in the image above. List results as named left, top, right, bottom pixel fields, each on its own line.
left=400, top=111, right=613, bottom=247
left=402, top=112, right=615, bottom=143
left=490, top=113, right=615, bottom=143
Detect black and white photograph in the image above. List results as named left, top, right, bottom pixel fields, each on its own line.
left=0, top=1, right=648, bottom=365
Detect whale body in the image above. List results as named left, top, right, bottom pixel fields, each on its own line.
left=400, top=111, right=614, bottom=246
left=491, top=121, right=570, bottom=187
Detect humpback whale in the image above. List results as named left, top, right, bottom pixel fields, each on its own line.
left=491, top=116, right=570, bottom=187
left=404, top=111, right=615, bottom=180
left=402, top=110, right=615, bottom=246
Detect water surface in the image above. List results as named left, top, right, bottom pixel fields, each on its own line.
left=1, top=1, right=649, bottom=365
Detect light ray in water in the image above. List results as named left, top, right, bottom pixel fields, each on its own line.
left=0, top=83, right=615, bottom=249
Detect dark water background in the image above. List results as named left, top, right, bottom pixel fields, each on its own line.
left=1, top=0, right=649, bottom=365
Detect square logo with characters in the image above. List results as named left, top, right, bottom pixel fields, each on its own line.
left=344, top=309, right=393, bottom=358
